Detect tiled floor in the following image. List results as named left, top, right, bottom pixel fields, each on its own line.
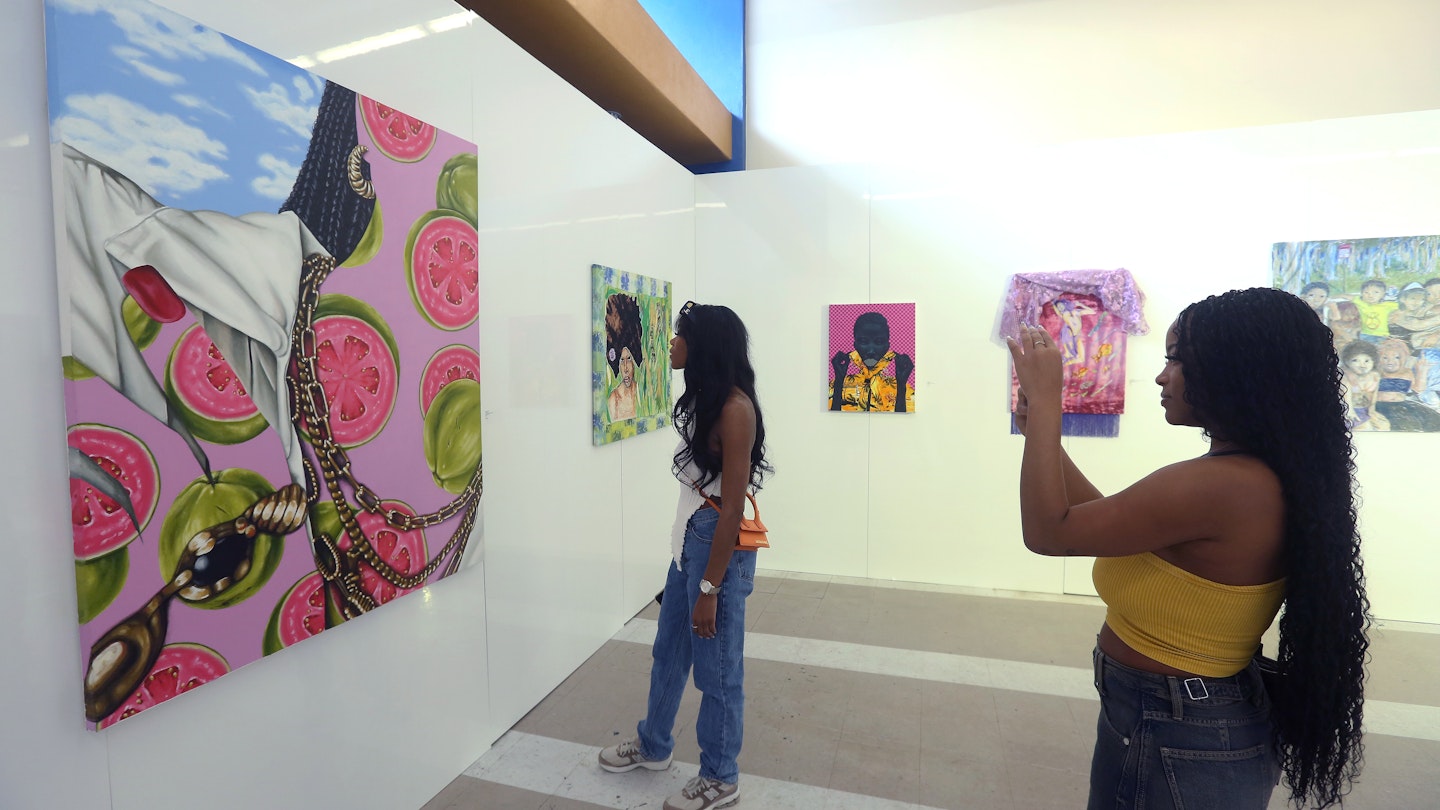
left=423, top=571, right=1440, bottom=809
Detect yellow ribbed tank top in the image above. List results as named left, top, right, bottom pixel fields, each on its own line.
left=1092, top=552, right=1285, bottom=677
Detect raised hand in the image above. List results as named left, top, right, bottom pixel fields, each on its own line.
left=1006, top=325, right=1063, bottom=404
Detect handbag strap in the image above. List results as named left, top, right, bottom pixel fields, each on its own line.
left=690, top=479, right=760, bottom=520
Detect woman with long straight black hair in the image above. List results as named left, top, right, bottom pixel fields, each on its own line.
left=599, top=301, right=772, bottom=810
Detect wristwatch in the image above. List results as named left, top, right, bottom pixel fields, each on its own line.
left=699, top=579, right=721, bottom=596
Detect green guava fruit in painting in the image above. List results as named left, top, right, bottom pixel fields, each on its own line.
left=304, top=294, right=400, bottom=448
left=420, top=344, right=479, bottom=416
left=159, top=468, right=283, bottom=610
left=359, top=95, right=436, bottom=163
left=406, top=210, right=478, bottom=331
left=165, top=324, right=269, bottom=445
left=68, top=423, right=159, bottom=560
left=97, top=642, right=229, bottom=728
left=435, top=152, right=477, bottom=225
left=75, top=547, right=128, bottom=624
left=309, top=499, right=428, bottom=609
left=424, top=378, right=481, bottom=495
left=262, top=570, right=331, bottom=656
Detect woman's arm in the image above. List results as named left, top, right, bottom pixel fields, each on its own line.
left=1014, top=389, right=1102, bottom=505
left=690, top=390, right=756, bottom=638
left=1007, top=326, right=1274, bottom=557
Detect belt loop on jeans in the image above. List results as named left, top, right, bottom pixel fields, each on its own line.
left=1167, top=678, right=1186, bottom=719
left=1092, top=645, right=1107, bottom=697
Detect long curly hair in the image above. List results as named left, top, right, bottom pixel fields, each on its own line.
left=671, top=304, right=772, bottom=491
left=1175, top=287, right=1369, bottom=808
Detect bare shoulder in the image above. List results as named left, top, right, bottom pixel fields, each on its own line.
left=721, top=389, right=756, bottom=423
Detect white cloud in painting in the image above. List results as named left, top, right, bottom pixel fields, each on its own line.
left=54, top=93, right=228, bottom=196
left=53, top=0, right=267, bottom=76
left=251, top=154, right=300, bottom=200
left=129, top=58, right=186, bottom=87
left=111, top=45, right=184, bottom=87
left=242, top=81, right=319, bottom=140
left=173, top=94, right=232, bottom=119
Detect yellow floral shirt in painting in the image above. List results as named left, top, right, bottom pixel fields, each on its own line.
left=833, top=351, right=915, bottom=412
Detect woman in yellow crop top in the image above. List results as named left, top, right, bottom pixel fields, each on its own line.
left=1007, top=288, right=1368, bottom=810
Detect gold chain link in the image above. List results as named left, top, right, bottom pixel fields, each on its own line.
left=288, top=253, right=482, bottom=607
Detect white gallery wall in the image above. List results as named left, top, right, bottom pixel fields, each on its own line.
left=1, top=1, right=692, bottom=809
left=746, top=0, right=1440, bottom=170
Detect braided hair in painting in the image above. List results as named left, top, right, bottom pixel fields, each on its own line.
left=1174, top=288, right=1368, bottom=808
left=279, top=82, right=376, bottom=263
left=605, top=293, right=644, bottom=374
left=672, top=304, right=773, bottom=492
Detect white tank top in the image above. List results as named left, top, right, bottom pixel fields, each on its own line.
left=670, top=440, right=722, bottom=567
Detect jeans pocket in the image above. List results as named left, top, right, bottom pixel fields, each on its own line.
left=1160, top=744, right=1273, bottom=810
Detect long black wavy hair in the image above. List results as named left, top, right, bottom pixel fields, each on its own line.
left=1174, top=287, right=1369, bottom=808
left=671, top=303, right=772, bottom=492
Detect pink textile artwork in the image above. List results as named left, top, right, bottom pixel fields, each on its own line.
left=999, top=270, right=1149, bottom=434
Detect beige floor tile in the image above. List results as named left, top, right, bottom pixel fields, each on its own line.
left=920, top=748, right=1012, bottom=810
left=753, top=573, right=785, bottom=594
left=841, top=672, right=923, bottom=744
left=743, top=716, right=842, bottom=785
left=1006, top=762, right=1089, bottom=809
left=919, top=682, right=1004, bottom=765
left=420, top=776, right=546, bottom=809
left=747, top=659, right=856, bottom=730
left=1365, top=624, right=1440, bottom=707
left=776, top=577, right=832, bottom=599
left=829, top=735, right=922, bottom=804
left=537, top=795, right=612, bottom=810
left=993, top=691, right=1092, bottom=775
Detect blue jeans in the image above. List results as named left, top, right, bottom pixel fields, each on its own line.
left=1088, top=646, right=1279, bottom=810
left=636, top=507, right=756, bottom=784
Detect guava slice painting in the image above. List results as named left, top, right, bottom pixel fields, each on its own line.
left=44, top=0, right=482, bottom=729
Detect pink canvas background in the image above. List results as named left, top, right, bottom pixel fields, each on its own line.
left=827, top=302, right=917, bottom=384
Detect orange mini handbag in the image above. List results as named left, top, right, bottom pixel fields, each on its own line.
left=695, top=487, right=769, bottom=551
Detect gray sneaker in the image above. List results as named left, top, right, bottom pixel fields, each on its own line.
left=663, top=775, right=739, bottom=810
left=598, top=738, right=673, bottom=773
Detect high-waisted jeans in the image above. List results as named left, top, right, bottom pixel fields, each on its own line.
left=1089, top=646, right=1279, bottom=810
left=636, top=507, right=756, bottom=784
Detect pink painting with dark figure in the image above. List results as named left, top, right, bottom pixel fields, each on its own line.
left=826, top=303, right=917, bottom=413
left=47, top=0, right=481, bottom=729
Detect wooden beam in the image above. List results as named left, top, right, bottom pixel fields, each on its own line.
left=463, top=0, right=732, bottom=165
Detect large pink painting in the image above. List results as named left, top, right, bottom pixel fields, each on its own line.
left=47, top=0, right=481, bottom=728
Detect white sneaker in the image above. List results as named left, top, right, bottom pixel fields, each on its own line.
left=663, top=775, right=739, bottom=809
left=598, top=738, right=673, bottom=773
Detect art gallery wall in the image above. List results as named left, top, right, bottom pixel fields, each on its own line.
left=746, top=0, right=1440, bottom=170
left=1, top=1, right=691, bottom=809
left=698, top=109, right=1440, bottom=626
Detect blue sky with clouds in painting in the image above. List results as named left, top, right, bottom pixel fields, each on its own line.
left=44, top=0, right=323, bottom=216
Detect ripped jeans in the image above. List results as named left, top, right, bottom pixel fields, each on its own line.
left=1088, top=646, right=1279, bottom=810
